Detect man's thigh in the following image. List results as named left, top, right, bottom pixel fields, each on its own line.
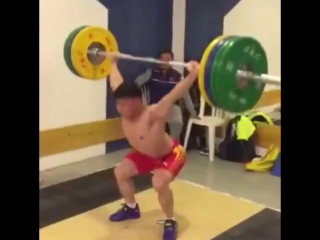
left=155, top=145, right=186, bottom=179
left=125, top=151, right=157, bottom=175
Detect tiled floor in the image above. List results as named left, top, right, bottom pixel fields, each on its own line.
left=40, top=150, right=281, bottom=210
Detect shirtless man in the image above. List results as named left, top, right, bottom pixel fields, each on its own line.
left=108, top=53, right=199, bottom=240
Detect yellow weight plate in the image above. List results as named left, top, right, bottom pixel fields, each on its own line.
left=198, top=35, right=228, bottom=106
left=70, top=26, right=118, bottom=80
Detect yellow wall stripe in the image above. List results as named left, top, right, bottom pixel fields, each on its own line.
left=40, top=90, right=280, bottom=157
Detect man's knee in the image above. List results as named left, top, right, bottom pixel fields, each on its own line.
left=114, top=159, right=137, bottom=180
left=152, top=170, right=173, bottom=193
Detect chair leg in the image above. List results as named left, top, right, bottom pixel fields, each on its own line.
left=183, top=121, right=193, bottom=150
left=208, top=126, right=215, bottom=162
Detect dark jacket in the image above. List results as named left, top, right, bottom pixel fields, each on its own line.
left=135, top=68, right=196, bottom=115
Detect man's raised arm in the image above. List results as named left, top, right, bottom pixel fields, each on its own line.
left=150, top=61, right=199, bottom=119
left=109, top=53, right=123, bottom=91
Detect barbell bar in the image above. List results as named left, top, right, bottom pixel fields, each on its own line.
left=64, top=26, right=281, bottom=112
left=89, top=49, right=281, bottom=86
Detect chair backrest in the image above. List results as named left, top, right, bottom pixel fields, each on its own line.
left=198, top=96, right=228, bottom=119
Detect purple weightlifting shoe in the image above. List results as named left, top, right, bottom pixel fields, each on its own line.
left=109, top=204, right=141, bottom=222
left=158, top=219, right=178, bottom=240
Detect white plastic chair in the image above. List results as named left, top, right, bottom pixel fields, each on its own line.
left=183, top=97, right=226, bottom=161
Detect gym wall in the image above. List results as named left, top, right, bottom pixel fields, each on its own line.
left=39, top=0, right=109, bottom=170
left=184, top=0, right=240, bottom=62
left=172, top=0, right=186, bottom=74
left=223, top=0, right=281, bottom=91
left=39, top=0, right=280, bottom=171
left=40, top=0, right=174, bottom=170
left=183, top=0, right=280, bottom=90
left=105, top=0, right=173, bottom=152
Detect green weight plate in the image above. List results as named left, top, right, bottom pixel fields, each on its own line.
left=211, top=37, right=267, bottom=113
left=208, top=37, right=239, bottom=111
left=204, top=36, right=235, bottom=106
left=63, top=26, right=88, bottom=76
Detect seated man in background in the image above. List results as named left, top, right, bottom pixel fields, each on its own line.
left=135, top=49, right=197, bottom=141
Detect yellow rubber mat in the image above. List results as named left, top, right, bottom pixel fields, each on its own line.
left=40, top=180, right=265, bottom=240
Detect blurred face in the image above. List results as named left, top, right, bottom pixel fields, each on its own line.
left=159, top=53, right=173, bottom=70
left=116, top=98, right=143, bottom=119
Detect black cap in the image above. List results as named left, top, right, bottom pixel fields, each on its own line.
left=113, top=82, right=142, bottom=99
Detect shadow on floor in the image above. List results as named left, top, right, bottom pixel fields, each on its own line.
left=212, top=208, right=280, bottom=240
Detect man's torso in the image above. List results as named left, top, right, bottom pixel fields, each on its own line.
left=122, top=108, right=173, bottom=158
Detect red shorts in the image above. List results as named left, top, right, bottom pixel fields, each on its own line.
left=125, top=139, right=186, bottom=177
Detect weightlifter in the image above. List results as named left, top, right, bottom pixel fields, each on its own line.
left=108, top=52, right=199, bottom=240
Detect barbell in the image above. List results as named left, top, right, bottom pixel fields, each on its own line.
left=63, top=26, right=281, bottom=113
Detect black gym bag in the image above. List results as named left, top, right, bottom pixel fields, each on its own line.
left=217, top=116, right=257, bottom=163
